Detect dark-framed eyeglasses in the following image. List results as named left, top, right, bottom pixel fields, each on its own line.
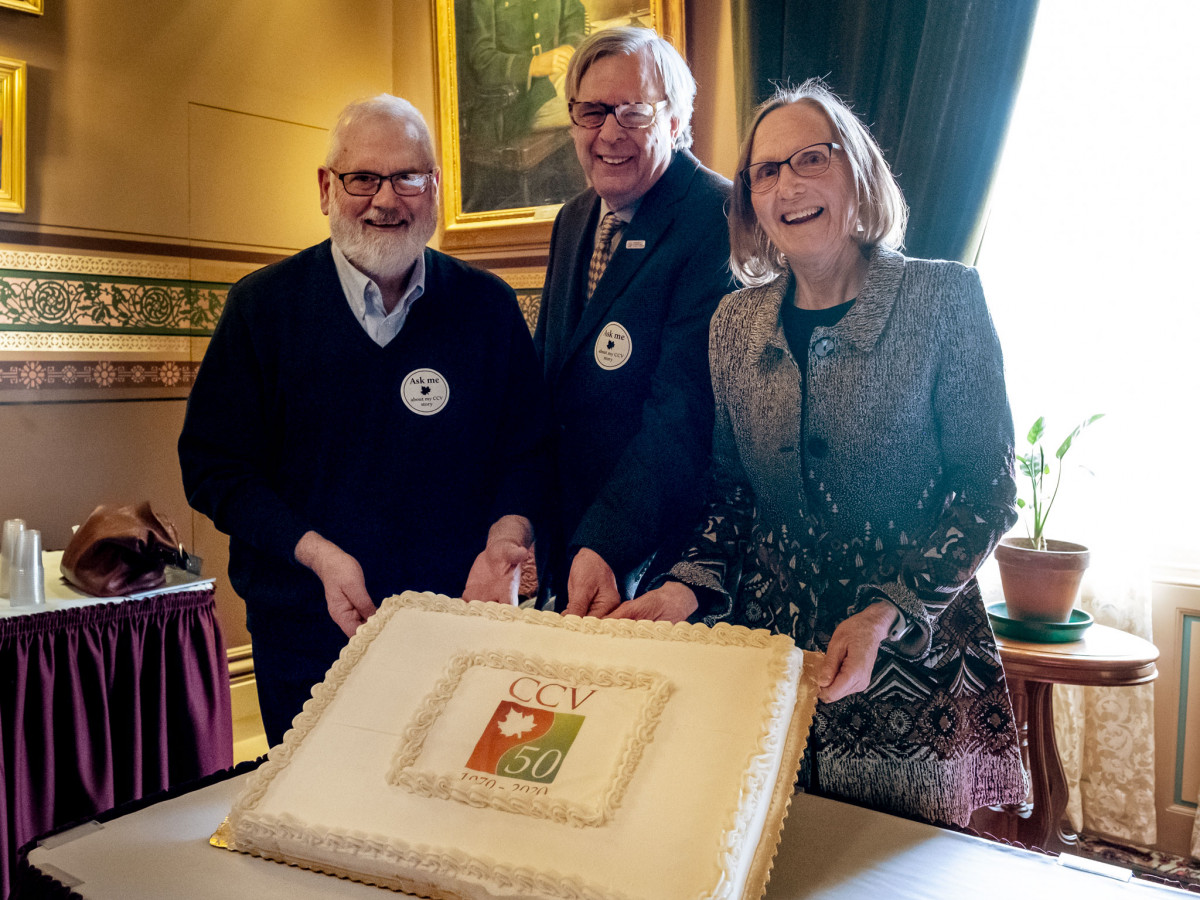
left=740, top=142, right=842, bottom=193
left=331, top=170, right=435, bottom=197
left=568, top=99, right=669, bottom=130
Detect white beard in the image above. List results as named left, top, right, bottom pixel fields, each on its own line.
left=329, top=205, right=437, bottom=285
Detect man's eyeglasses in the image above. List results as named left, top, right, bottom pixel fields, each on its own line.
left=331, top=170, right=435, bottom=197
left=568, top=99, right=669, bottom=130
left=740, top=142, right=842, bottom=193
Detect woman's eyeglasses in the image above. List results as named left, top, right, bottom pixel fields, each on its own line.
left=740, top=142, right=842, bottom=193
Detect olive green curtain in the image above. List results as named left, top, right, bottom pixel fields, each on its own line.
left=730, top=0, right=1038, bottom=263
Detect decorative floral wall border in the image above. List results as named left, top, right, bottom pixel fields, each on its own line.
left=0, top=269, right=227, bottom=334
left=0, top=249, right=547, bottom=396
left=0, top=250, right=230, bottom=396
left=499, top=271, right=543, bottom=334
left=0, top=357, right=201, bottom=391
left=0, top=250, right=188, bottom=279
left=0, top=331, right=195, bottom=352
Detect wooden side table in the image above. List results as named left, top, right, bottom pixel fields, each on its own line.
left=973, top=622, right=1158, bottom=853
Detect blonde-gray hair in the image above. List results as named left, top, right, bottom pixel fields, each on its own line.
left=730, top=79, right=907, bottom=286
left=565, top=26, right=695, bottom=150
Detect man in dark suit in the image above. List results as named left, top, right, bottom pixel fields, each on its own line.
left=535, top=27, right=733, bottom=617
left=179, top=95, right=547, bottom=745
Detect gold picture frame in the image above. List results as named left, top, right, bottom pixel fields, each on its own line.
left=435, top=0, right=685, bottom=253
left=0, top=0, right=43, bottom=13
left=1, top=56, right=27, bottom=214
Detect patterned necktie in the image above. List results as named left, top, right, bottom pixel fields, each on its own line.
left=586, top=212, right=620, bottom=301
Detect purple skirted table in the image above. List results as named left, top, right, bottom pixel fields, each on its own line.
left=0, top=553, right=233, bottom=899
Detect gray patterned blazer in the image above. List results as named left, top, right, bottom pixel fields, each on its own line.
left=670, top=244, right=1025, bottom=826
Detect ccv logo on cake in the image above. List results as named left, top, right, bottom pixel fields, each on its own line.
left=465, top=700, right=585, bottom=784
left=401, top=368, right=449, bottom=416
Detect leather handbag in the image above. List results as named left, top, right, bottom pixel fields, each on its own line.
left=60, top=502, right=188, bottom=596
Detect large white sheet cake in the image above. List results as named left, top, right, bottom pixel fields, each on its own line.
left=214, top=592, right=819, bottom=900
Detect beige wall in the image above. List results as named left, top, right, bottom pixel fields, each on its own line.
left=4, top=0, right=394, bottom=251
left=687, top=0, right=739, bottom=179
left=0, top=400, right=191, bottom=551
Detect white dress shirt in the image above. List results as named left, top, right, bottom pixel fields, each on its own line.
left=330, top=242, right=426, bottom=347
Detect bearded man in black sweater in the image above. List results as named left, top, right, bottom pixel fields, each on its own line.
left=179, top=95, right=547, bottom=746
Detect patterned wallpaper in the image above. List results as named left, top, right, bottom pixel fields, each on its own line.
left=504, top=271, right=544, bottom=334
left=0, top=269, right=225, bottom=332
left=0, top=249, right=229, bottom=396
left=0, top=248, right=544, bottom=397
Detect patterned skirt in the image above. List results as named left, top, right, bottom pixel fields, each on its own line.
left=736, top=562, right=1025, bottom=827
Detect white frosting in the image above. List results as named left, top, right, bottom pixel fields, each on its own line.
left=224, top=592, right=808, bottom=900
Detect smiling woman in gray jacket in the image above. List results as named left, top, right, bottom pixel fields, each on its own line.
left=616, top=79, right=1025, bottom=828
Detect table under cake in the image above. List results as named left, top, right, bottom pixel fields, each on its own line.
left=17, top=769, right=1192, bottom=899
left=1, top=551, right=233, bottom=899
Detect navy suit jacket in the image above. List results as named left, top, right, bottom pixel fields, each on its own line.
left=534, top=149, right=733, bottom=597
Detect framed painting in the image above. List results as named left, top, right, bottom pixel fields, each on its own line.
left=434, top=0, right=685, bottom=252
left=0, top=56, right=26, bottom=214
left=0, top=0, right=43, bottom=13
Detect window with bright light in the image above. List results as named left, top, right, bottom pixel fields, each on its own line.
left=975, top=0, right=1200, bottom=572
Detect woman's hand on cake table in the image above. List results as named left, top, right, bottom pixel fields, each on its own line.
left=463, top=516, right=534, bottom=605
left=563, top=547, right=622, bottom=618
left=816, top=601, right=897, bottom=703
left=295, top=531, right=377, bottom=637
left=605, top=581, right=698, bottom=623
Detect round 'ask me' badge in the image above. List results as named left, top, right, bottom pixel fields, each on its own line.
left=401, top=368, right=449, bottom=415
left=594, top=322, right=632, bottom=371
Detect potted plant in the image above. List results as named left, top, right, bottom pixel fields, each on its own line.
left=995, top=414, right=1104, bottom=622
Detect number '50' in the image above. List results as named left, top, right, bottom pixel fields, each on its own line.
left=502, top=745, right=564, bottom=780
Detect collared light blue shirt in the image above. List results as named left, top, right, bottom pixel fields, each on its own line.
left=330, top=241, right=426, bottom=347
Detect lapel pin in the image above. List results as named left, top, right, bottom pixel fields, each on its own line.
left=625, top=239, right=646, bottom=250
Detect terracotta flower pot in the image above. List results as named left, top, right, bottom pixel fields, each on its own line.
left=994, top=536, right=1090, bottom=623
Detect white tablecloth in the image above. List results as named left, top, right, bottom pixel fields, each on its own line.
left=24, top=773, right=1190, bottom=900
left=0, top=550, right=214, bottom=618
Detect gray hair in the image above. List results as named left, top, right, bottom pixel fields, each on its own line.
left=730, top=79, right=908, bottom=286
left=565, top=26, right=695, bottom=150
left=325, top=94, right=435, bottom=169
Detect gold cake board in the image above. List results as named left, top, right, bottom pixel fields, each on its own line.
left=211, top=819, right=469, bottom=899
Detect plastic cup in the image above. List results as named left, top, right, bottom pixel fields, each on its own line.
left=9, top=528, right=45, bottom=607
left=0, top=518, right=27, bottom=599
